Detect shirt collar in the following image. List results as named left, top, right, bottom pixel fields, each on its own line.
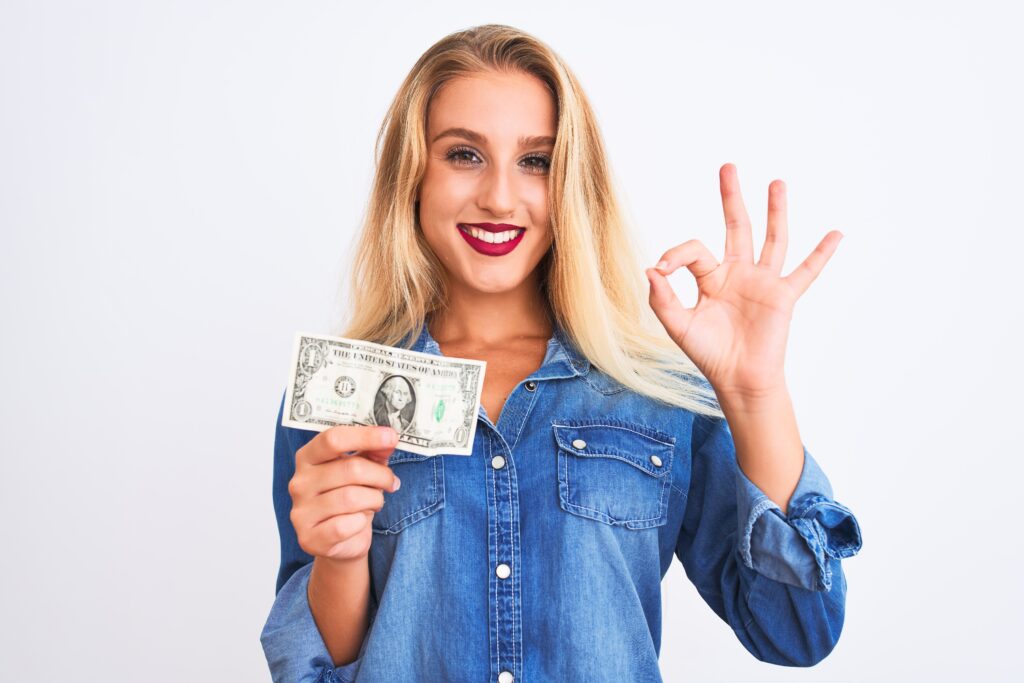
left=405, top=317, right=590, bottom=381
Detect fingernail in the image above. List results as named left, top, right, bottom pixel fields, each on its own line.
left=655, top=261, right=668, bottom=270
left=391, top=476, right=401, bottom=492
left=380, top=428, right=396, bottom=446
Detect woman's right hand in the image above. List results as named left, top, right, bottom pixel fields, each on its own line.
left=288, top=425, right=402, bottom=564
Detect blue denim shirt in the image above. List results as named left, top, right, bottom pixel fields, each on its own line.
left=260, top=321, right=863, bottom=682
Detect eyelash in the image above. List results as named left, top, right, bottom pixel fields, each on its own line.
left=445, top=146, right=551, bottom=173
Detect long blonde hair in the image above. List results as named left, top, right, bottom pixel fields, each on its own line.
left=333, top=23, right=723, bottom=419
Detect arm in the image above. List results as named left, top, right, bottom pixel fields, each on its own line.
left=259, top=391, right=378, bottom=682
left=717, top=387, right=804, bottom=516
left=674, top=412, right=863, bottom=667
left=309, top=555, right=373, bottom=666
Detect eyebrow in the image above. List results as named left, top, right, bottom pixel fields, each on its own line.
left=431, top=127, right=556, bottom=148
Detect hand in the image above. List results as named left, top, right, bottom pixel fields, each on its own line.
left=645, top=163, right=843, bottom=401
left=288, top=425, right=402, bottom=564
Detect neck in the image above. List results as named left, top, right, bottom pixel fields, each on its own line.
left=429, top=272, right=553, bottom=347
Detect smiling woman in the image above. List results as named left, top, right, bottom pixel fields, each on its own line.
left=260, top=22, right=863, bottom=683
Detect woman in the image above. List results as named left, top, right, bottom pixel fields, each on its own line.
left=261, top=24, right=863, bottom=682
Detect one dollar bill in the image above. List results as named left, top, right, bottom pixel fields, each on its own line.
left=282, top=332, right=486, bottom=456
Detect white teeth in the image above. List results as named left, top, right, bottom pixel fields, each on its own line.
left=460, top=226, right=523, bottom=244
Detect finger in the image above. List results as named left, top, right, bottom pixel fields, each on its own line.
left=316, top=455, right=400, bottom=494
left=307, top=511, right=373, bottom=554
left=358, top=445, right=400, bottom=466
left=653, top=238, right=720, bottom=280
left=308, top=485, right=387, bottom=527
left=758, top=179, right=788, bottom=274
left=300, top=425, right=398, bottom=466
left=646, top=267, right=694, bottom=344
left=720, top=163, right=754, bottom=263
left=782, top=230, right=844, bottom=298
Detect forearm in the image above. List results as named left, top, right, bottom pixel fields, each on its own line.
left=718, top=386, right=804, bottom=516
left=307, top=554, right=372, bottom=667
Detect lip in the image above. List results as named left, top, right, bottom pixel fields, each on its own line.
left=456, top=223, right=526, bottom=256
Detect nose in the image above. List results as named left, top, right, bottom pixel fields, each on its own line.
left=477, top=161, right=516, bottom=218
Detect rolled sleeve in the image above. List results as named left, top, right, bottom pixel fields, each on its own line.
left=259, top=561, right=371, bottom=683
left=736, top=445, right=863, bottom=592
left=675, top=410, right=863, bottom=665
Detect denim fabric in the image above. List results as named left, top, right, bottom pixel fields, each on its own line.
left=260, top=321, right=863, bottom=681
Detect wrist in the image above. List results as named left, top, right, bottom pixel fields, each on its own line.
left=314, top=553, right=369, bottom=578
left=717, top=384, right=792, bottom=417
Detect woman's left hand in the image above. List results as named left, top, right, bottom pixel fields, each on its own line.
left=645, top=163, right=843, bottom=403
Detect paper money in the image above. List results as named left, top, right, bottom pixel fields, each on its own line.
left=282, top=332, right=486, bottom=456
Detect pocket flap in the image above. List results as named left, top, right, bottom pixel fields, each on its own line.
left=552, top=421, right=675, bottom=478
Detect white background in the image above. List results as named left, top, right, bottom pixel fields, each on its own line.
left=1, top=1, right=1020, bottom=680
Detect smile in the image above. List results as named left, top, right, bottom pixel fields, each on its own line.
left=457, top=224, right=527, bottom=256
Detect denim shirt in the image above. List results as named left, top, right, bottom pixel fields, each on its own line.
left=260, top=321, right=863, bottom=682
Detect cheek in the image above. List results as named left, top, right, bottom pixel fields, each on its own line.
left=528, top=188, right=552, bottom=239
left=523, top=183, right=549, bottom=225
left=421, top=168, right=473, bottom=211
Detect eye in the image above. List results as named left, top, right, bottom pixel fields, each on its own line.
left=521, top=154, right=551, bottom=174
left=444, top=146, right=551, bottom=174
left=445, top=146, right=481, bottom=167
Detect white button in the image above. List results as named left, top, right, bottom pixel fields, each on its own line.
left=496, top=563, right=511, bottom=579
left=572, top=438, right=587, bottom=449
left=491, top=455, right=506, bottom=469
left=650, top=454, right=663, bottom=467
left=498, top=672, right=514, bottom=683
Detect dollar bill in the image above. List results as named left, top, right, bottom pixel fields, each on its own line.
left=282, top=332, right=486, bottom=456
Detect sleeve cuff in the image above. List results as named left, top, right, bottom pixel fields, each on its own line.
left=260, top=561, right=371, bottom=683
left=735, top=446, right=863, bottom=592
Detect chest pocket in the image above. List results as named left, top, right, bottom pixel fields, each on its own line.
left=372, top=449, right=445, bottom=535
left=553, top=420, right=676, bottom=529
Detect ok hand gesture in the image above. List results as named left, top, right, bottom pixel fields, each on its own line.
left=645, top=163, right=843, bottom=402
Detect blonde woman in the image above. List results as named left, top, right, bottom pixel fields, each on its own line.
left=261, top=24, right=863, bottom=682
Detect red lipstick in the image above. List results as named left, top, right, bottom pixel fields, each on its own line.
left=456, top=223, right=526, bottom=256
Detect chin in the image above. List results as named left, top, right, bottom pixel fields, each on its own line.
left=463, top=270, right=529, bottom=294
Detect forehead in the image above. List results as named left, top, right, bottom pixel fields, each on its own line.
left=427, top=71, right=556, bottom=140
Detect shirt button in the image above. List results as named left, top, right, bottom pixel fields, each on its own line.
left=491, top=455, right=506, bottom=470
left=650, top=454, right=663, bottom=467
left=495, top=563, right=511, bottom=579
left=572, top=438, right=587, bottom=449
left=498, top=672, right=514, bottom=683
left=525, top=381, right=537, bottom=391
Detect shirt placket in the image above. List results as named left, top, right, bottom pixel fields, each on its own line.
left=485, top=425, right=522, bottom=683
left=482, top=375, right=547, bottom=683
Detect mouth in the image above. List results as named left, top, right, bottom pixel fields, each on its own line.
left=456, top=223, right=527, bottom=256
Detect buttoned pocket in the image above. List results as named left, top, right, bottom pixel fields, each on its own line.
left=371, top=449, right=445, bottom=535
left=553, top=420, right=675, bottom=529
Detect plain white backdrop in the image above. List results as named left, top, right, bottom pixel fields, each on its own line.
left=1, top=1, right=1020, bottom=680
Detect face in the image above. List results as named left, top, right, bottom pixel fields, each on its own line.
left=417, top=70, right=556, bottom=295
left=383, top=377, right=411, bottom=410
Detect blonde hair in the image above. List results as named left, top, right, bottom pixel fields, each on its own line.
left=334, top=23, right=723, bottom=419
